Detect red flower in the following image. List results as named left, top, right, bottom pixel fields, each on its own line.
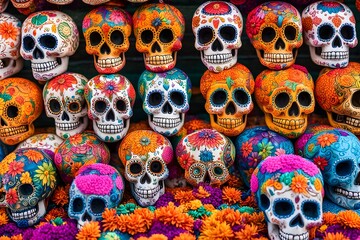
left=188, top=129, right=224, bottom=149
left=313, top=156, right=328, bottom=171
left=48, top=74, right=77, bottom=94
left=246, top=13, right=264, bottom=39
left=6, top=189, right=18, bottom=205
left=8, top=161, right=24, bottom=177
left=178, top=153, right=194, bottom=170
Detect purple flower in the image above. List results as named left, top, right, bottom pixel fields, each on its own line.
left=155, top=192, right=175, bottom=208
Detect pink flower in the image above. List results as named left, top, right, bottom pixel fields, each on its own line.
left=250, top=174, right=259, bottom=193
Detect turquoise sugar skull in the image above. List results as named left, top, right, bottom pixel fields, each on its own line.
left=301, top=128, right=360, bottom=210
left=235, top=126, right=294, bottom=187
left=138, top=68, right=192, bottom=136
left=68, top=163, right=124, bottom=229
left=251, top=154, right=324, bottom=240
left=0, top=148, right=57, bottom=227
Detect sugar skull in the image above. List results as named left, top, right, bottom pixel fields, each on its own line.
left=133, top=3, right=185, bottom=72
left=302, top=1, right=357, bottom=68
left=20, top=11, right=79, bottom=81
left=192, top=1, right=243, bottom=72
left=0, top=13, right=23, bottom=80
left=315, top=62, right=360, bottom=135
left=251, top=154, right=324, bottom=240
left=300, top=129, right=360, bottom=210
left=176, top=129, right=235, bottom=186
left=82, top=0, right=109, bottom=5
left=118, top=130, right=173, bottom=207
left=246, top=1, right=303, bottom=70
left=54, top=132, right=110, bottom=184
left=68, top=163, right=124, bottom=229
left=0, top=148, right=57, bottom=227
left=235, top=126, right=294, bottom=187
left=0, top=78, right=43, bottom=145
left=46, top=0, right=73, bottom=5
left=254, top=65, right=315, bottom=138
left=84, top=74, right=136, bottom=142
left=16, top=133, right=63, bottom=153
left=138, top=68, right=191, bottom=136
left=11, top=0, right=49, bottom=15
left=200, top=63, right=254, bottom=136
left=82, top=6, right=132, bottom=74
left=43, top=73, right=89, bottom=139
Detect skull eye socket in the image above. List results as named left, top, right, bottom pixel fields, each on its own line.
left=198, top=27, right=214, bottom=45
left=302, top=200, right=320, bottom=220
left=39, top=34, right=57, bottom=50
left=129, top=162, right=143, bottom=175
left=233, top=88, right=250, bottom=106
left=340, top=24, right=355, bottom=41
left=284, top=25, right=297, bottom=41
left=169, top=90, right=185, bottom=107
left=72, top=197, right=84, bottom=212
left=23, top=35, right=35, bottom=51
left=6, top=105, right=18, bottom=118
left=0, top=192, right=5, bottom=202
left=213, top=166, right=223, bottom=176
left=49, top=99, right=62, bottom=115
left=90, top=31, right=102, bottom=46
left=298, top=91, right=312, bottom=107
left=68, top=101, right=81, bottom=114
left=150, top=158, right=164, bottom=174
left=147, top=91, right=164, bottom=107
left=189, top=163, right=206, bottom=178
left=351, top=90, right=360, bottom=108
left=318, top=24, right=334, bottom=41
left=210, top=89, right=228, bottom=107
left=94, top=99, right=107, bottom=114
left=115, top=98, right=127, bottom=112
left=19, top=184, right=34, bottom=196
left=159, top=28, right=174, bottom=44
left=110, top=30, right=124, bottom=46
left=260, top=194, right=270, bottom=210
left=219, top=25, right=236, bottom=42
left=274, top=92, right=290, bottom=109
left=335, top=160, right=353, bottom=177
left=273, top=199, right=294, bottom=218
left=141, top=30, right=154, bottom=44
left=90, top=198, right=106, bottom=214
left=261, top=27, right=276, bottom=43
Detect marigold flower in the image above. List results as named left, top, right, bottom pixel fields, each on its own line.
left=51, top=185, right=69, bottom=206
left=0, top=237, right=11, bottom=240
left=174, top=190, right=196, bottom=204
left=222, top=187, right=241, bottom=205
left=24, top=149, right=44, bottom=163
left=216, top=208, right=242, bottom=226
left=102, top=208, right=118, bottom=231
left=44, top=207, right=67, bottom=222
left=155, top=202, right=194, bottom=231
left=115, top=214, right=129, bottom=232
left=173, top=232, right=196, bottom=240
left=126, top=213, right=148, bottom=235
left=0, top=208, right=9, bottom=225
left=194, top=186, right=211, bottom=199
left=323, top=232, right=350, bottom=240
left=199, top=217, right=234, bottom=239
left=76, top=221, right=101, bottom=240
left=235, top=224, right=258, bottom=240
left=322, top=212, right=339, bottom=225
left=133, top=208, right=154, bottom=229
left=10, top=235, right=22, bottom=240
left=338, top=210, right=360, bottom=228
left=317, top=133, right=337, bottom=147
left=291, top=175, right=308, bottom=194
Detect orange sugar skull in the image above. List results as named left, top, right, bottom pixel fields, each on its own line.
left=254, top=65, right=315, bottom=138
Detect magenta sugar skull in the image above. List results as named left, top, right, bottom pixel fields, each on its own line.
left=68, top=163, right=124, bottom=229
left=20, top=11, right=79, bottom=81
left=302, top=1, right=357, bottom=68
left=251, top=154, right=324, bottom=240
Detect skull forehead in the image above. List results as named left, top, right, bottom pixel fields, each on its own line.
left=0, top=78, right=42, bottom=103
left=16, top=133, right=63, bottom=153
left=44, top=73, right=88, bottom=99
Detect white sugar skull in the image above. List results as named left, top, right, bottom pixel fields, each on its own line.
left=16, top=133, right=63, bottom=153
left=254, top=66, right=315, bottom=138
left=200, top=63, right=254, bottom=136
left=246, top=1, right=303, bottom=70
left=176, top=129, right=235, bottom=186
left=20, top=11, right=79, bottom=81
left=138, top=68, right=191, bottom=136
left=43, top=73, right=89, bottom=139
left=302, top=1, right=357, bottom=68
left=118, top=130, right=173, bottom=207
left=0, top=148, right=57, bottom=227
left=0, top=13, right=22, bottom=80
left=251, top=155, right=324, bottom=240
left=84, top=74, right=136, bottom=142
left=133, top=3, right=185, bottom=72
left=82, top=6, right=132, bottom=74
left=68, top=163, right=124, bottom=229
left=192, top=1, right=243, bottom=73
left=46, top=0, right=73, bottom=5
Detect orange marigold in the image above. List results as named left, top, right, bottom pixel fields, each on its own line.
left=173, top=232, right=196, bottom=240
left=115, top=214, right=129, bottom=233
left=199, top=217, right=234, bottom=240
left=235, top=224, right=258, bottom=240
left=155, top=202, right=194, bottom=232
left=291, top=175, right=308, bottom=194
left=317, top=133, right=337, bottom=148
left=241, top=194, right=257, bottom=208
left=0, top=208, right=9, bottom=226
left=126, top=213, right=148, bottom=235
left=51, top=185, right=70, bottom=206
left=44, top=207, right=67, bottom=222
left=194, top=186, right=211, bottom=199
left=137, top=234, right=168, bottom=240
left=323, top=212, right=339, bottom=225
left=10, top=235, right=22, bottom=240
left=174, top=190, right=196, bottom=204
left=216, top=208, right=242, bottom=226
left=24, top=149, right=44, bottom=163
left=76, top=221, right=101, bottom=240
left=0, top=237, right=10, bottom=240
left=338, top=210, right=360, bottom=228
left=227, top=174, right=244, bottom=188
left=222, top=187, right=241, bottom=205
left=133, top=208, right=154, bottom=229
left=102, top=208, right=117, bottom=231
left=323, top=232, right=350, bottom=240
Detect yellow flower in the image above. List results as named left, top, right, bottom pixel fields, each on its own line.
left=20, top=172, right=32, bottom=184
left=188, top=200, right=202, bottom=210
left=0, top=153, right=16, bottom=175
left=314, top=178, right=322, bottom=192
left=35, top=162, right=56, bottom=188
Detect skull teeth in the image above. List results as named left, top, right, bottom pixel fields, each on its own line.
left=10, top=206, right=37, bottom=221
left=56, top=121, right=80, bottom=131
left=273, top=118, right=305, bottom=130
left=0, top=125, right=27, bottom=137
left=96, top=123, right=124, bottom=134
left=321, top=51, right=348, bottom=60
left=217, top=117, right=243, bottom=128
left=145, top=54, right=173, bottom=65
left=96, top=57, right=122, bottom=68
left=263, top=53, right=293, bottom=63
left=0, top=59, right=3, bottom=68
left=134, top=185, right=161, bottom=199
left=32, top=61, right=58, bottom=72
left=280, top=230, right=309, bottom=240
left=334, top=187, right=360, bottom=199
left=152, top=117, right=181, bottom=128
left=204, top=53, right=232, bottom=64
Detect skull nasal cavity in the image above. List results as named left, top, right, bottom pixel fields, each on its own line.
left=82, top=211, right=92, bottom=222
left=211, top=38, right=223, bottom=51
left=290, top=213, right=304, bottom=227
left=332, top=36, right=342, bottom=48
left=151, top=41, right=161, bottom=53
left=33, top=47, right=44, bottom=59
left=355, top=172, right=360, bottom=185
left=106, top=109, right=115, bottom=121
left=275, top=38, right=285, bottom=50
left=162, top=102, right=173, bottom=114
left=288, top=102, right=299, bottom=116
left=61, top=111, right=70, bottom=121
left=226, top=101, right=236, bottom=115
left=140, top=172, right=151, bottom=184
left=100, top=43, right=111, bottom=55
